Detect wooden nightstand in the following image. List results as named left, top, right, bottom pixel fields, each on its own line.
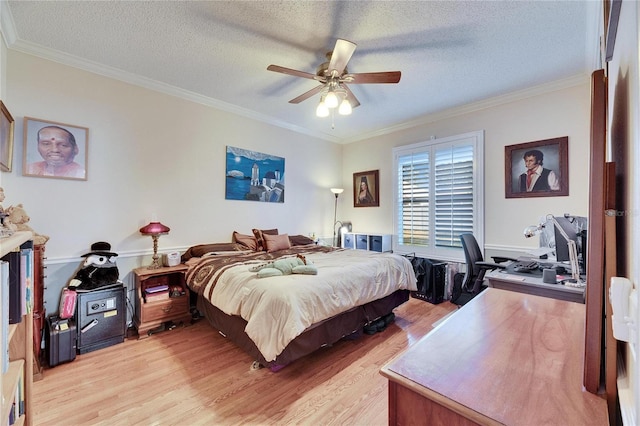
left=133, top=264, right=191, bottom=337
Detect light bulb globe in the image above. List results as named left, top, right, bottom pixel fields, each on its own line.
left=338, top=99, right=352, bottom=115
left=316, top=101, right=329, bottom=117
left=325, top=91, right=339, bottom=108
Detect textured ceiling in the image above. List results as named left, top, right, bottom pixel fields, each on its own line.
left=3, top=1, right=599, bottom=143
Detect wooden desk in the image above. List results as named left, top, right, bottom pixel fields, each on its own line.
left=380, top=288, right=608, bottom=425
left=485, top=268, right=585, bottom=303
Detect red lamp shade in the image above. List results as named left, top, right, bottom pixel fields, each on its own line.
left=139, top=222, right=170, bottom=235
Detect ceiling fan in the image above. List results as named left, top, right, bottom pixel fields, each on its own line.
left=267, top=39, right=401, bottom=117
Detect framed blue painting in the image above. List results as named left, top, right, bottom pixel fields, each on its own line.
left=225, top=146, right=285, bottom=203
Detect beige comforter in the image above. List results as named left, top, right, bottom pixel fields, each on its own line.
left=186, top=246, right=417, bottom=362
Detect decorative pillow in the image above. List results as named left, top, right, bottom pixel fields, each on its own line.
left=181, top=242, right=245, bottom=261
left=264, top=233, right=291, bottom=253
left=289, top=234, right=315, bottom=246
left=252, top=228, right=278, bottom=251
left=233, top=231, right=258, bottom=251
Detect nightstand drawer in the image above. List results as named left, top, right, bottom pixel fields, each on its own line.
left=141, top=296, right=189, bottom=323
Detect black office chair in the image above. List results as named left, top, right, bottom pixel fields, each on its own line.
left=455, top=233, right=515, bottom=303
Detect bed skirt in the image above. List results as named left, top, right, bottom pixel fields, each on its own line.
left=197, top=289, right=410, bottom=369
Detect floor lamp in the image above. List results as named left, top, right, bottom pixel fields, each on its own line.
left=331, top=188, right=344, bottom=247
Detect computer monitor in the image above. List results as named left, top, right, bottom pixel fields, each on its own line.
left=552, top=215, right=578, bottom=262
left=552, top=215, right=587, bottom=274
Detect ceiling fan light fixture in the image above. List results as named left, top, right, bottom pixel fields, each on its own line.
left=325, top=90, right=339, bottom=109
left=268, top=39, right=401, bottom=120
left=316, top=101, right=329, bottom=117
left=338, top=98, right=352, bottom=115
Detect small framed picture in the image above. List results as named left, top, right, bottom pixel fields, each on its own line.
left=353, top=169, right=379, bottom=207
left=505, top=136, right=568, bottom=198
left=0, top=101, right=15, bottom=172
left=23, top=117, right=88, bottom=181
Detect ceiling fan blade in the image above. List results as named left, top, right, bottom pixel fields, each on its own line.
left=343, top=84, right=360, bottom=108
left=289, top=85, right=324, bottom=104
left=328, top=39, right=357, bottom=76
left=347, top=71, right=401, bottom=84
left=267, top=64, right=317, bottom=80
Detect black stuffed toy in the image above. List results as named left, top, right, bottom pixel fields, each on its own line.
left=68, top=241, right=120, bottom=291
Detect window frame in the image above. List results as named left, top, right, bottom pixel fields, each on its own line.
left=392, top=131, right=485, bottom=263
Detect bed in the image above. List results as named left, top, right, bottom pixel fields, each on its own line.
left=183, top=234, right=417, bottom=370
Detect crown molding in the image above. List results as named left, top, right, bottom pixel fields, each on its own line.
left=0, top=1, right=17, bottom=47
left=344, top=73, right=590, bottom=144
left=9, top=37, right=342, bottom=144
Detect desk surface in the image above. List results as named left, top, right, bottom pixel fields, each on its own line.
left=380, top=288, right=608, bottom=425
left=485, top=268, right=585, bottom=303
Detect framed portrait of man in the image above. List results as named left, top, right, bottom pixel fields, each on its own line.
left=505, top=136, right=569, bottom=198
left=353, top=169, right=379, bottom=207
left=23, top=117, right=88, bottom=181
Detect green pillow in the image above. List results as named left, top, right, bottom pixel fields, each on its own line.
left=257, top=268, right=283, bottom=278
left=292, top=265, right=318, bottom=275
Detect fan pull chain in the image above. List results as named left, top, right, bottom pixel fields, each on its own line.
left=331, top=109, right=335, bottom=129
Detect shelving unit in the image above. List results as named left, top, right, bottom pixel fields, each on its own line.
left=342, top=232, right=392, bottom=252
left=1, top=231, right=33, bottom=426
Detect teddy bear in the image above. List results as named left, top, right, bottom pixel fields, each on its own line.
left=249, top=254, right=317, bottom=278
left=0, top=187, right=11, bottom=237
left=4, top=203, right=50, bottom=245
left=67, top=241, right=120, bottom=291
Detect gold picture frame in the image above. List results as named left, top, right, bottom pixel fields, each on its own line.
left=0, top=101, right=15, bottom=172
left=23, top=117, right=89, bottom=181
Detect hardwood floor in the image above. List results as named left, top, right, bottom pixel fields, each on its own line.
left=32, top=298, right=457, bottom=425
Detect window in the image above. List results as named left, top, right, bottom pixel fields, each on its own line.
left=393, top=131, right=484, bottom=262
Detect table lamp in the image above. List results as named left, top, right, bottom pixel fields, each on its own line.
left=336, top=221, right=352, bottom=248
left=139, top=220, right=170, bottom=269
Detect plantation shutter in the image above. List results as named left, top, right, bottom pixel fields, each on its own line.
left=434, top=144, right=474, bottom=248
left=393, top=130, right=484, bottom=260
left=397, top=151, right=430, bottom=246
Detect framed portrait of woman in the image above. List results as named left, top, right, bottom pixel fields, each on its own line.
left=353, top=170, right=379, bottom=207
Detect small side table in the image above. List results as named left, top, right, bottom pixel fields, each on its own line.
left=133, top=264, right=191, bottom=337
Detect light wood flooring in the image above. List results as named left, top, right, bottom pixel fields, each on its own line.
left=32, top=298, right=458, bottom=425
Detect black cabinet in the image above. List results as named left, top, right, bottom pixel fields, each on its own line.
left=410, top=258, right=447, bottom=304
left=76, top=285, right=125, bottom=354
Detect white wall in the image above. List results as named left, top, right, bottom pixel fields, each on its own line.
left=2, top=51, right=343, bottom=312
left=607, top=1, right=640, bottom=423
left=341, top=80, right=591, bottom=256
